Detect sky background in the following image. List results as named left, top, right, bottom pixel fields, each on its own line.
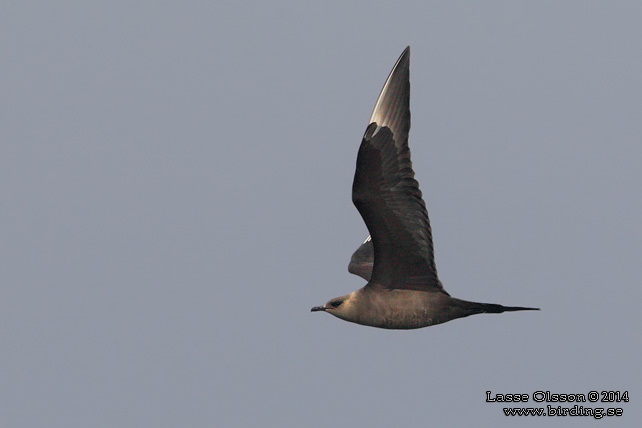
left=2, top=1, right=641, bottom=427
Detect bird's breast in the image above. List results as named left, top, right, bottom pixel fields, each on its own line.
left=349, top=288, right=449, bottom=330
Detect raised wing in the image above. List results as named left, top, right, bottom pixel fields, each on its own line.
left=347, top=47, right=410, bottom=282
left=351, top=47, right=444, bottom=293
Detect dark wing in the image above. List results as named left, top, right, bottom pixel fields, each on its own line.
left=348, top=236, right=374, bottom=281
left=347, top=47, right=410, bottom=282
left=351, top=47, right=445, bottom=293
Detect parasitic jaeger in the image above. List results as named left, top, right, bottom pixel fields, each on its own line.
left=311, top=47, right=539, bottom=329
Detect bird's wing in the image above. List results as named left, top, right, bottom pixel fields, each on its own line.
left=348, top=46, right=412, bottom=282
left=348, top=235, right=374, bottom=281
left=351, top=47, right=445, bottom=293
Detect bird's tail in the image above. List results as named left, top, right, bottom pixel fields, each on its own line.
left=480, top=303, right=540, bottom=313
left=455, top=298, right=540, bottom=315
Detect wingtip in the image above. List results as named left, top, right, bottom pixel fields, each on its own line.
left=368, top=47, right=411, bottom=127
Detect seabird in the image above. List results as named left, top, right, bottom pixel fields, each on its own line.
left=311, top=47, right=539, bottom=329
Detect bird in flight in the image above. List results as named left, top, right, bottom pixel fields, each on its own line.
left=311, top=47, right=539, bottom=329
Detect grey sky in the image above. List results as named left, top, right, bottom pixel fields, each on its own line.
left=2, top=1, right=640, bottom=427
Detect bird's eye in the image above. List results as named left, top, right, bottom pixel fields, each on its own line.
left=331, top=300, right=342, bottom=308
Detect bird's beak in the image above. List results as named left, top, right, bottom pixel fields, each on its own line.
left=311, top=305, right=326, bottom=312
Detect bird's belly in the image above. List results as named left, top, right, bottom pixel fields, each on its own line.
left=376, top=306, right=437, bottom=329
left=344, top=288, right=453, bottom=330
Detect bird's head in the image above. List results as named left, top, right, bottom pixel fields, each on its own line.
left=311, top=292, right=357, bottom=321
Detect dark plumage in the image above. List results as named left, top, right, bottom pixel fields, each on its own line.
left=311, top=47, right=538, bottom=329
